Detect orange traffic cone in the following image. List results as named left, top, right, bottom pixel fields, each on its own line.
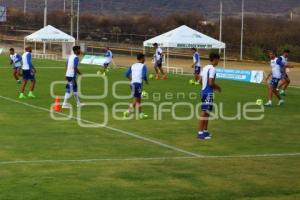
left=53, top=96, right=61, bottom=112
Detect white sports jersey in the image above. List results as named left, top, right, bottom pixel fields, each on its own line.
left=22, top=52, right=33, bottom=70
left=127, top=63, right=147, bottom=84
left=193, top=52, right=201, bottom=67
left=280, top=56, right=288, bottom=66
left=270, top=58, right=282, bottom=79
left=154, top=48, right=163, bottom=61
left=66, top=55, right=79, bottom=77
left=10, top=53, right=22, bottom=68
left=104, top=50, right=113, bottom=63
left=201, top=64, right=216, bottom=93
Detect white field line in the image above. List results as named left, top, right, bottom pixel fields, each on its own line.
left=1, top=153, right=300, bottom=166
left=0, top=95, right=201, bottom=158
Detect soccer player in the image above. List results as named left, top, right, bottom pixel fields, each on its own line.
left=278, top=49, right=294, bottom=96
left=198, top=53, right=221, bottom=140
left=9, top=48, right=22, bottom=84
left=62, top=46, right=83, bottom=109
left=153, top=43, right=167, bottom=80
left=101, top=47, right=113, bottom=75
left=264, top=51, right=285, bottom=107
left=123, top=53, right=149, bottom=119
left=19, top=47, right=36, bottom=99
left=191, top=48, right=201, bottom=84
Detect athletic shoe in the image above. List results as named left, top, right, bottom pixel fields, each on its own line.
left=18, top=93, right=26, bottom=99
left=280, top=90, right=286, bottom=96
left=264, top=102, right=272, bottom=107
left=278, top=99, right=284, bottom=106
left=17, top=80, right=21, bottom=84
left=198, top=132, right=212, bottom=140
left=28, top=91, right=36, bottom=98
left=139, top=113, right=148, bottom=119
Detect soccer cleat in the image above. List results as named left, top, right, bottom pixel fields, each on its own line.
left=198, top=132, right=212, bottom=140
left=28, top=91, right=36, bottom=98
left=139, top=113, right=148, bottom=119
left=17, top=80, right=21, bottom=84
left=278, top=99, right=284, bottom=106
left=264, top=102, right=272, bottom=107
left=18, top=93, right=26, bottom=99
left=123, top=111, right=130, bottom=118
left=280, top=90, right=286, bottom=96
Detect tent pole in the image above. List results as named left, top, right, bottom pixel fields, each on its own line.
left=23, top=39, right=26, bottom=51
left=167, top=47, right=169, bottom=70
left=34, top=42, right=36, bottom=54
left=223, top=48, right=226, bottom=68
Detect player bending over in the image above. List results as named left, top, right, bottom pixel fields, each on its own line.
left=62, top=46, right=83, bottom=109
left=191, top=48, right=201, bottom=85
left=198, top=53, right=221, bottom=140
left=264, top=51, right=284, bottom=107
left=153, top=43, right=167, bottom=80
left=19, top=47, right=36, bottom=99
left=278, top=49, right=294, bottom=96
left=9, top=48, right=22, bottom=84
left=123, top=53, right=149, bottom=119
left=101, top=47, right=113, bottom=75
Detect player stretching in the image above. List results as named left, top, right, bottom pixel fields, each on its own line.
left=19, top=47, right=36, bottom=99
left=153, top=43, right=167, bottom=80
left=198, top=53, right=221, bottom=140
left=101, top=47, right=113, bottom=75
left=62, top=46, right=83, bottom=109
left=264, top=51, right=284, bottom=107
left=278, top=49, right=293, bottom=96
left=9, top=48, right=22, bottom=84
left=191, top=48, right=201, bottom=85
left=123, top=53, right=149, bottom=119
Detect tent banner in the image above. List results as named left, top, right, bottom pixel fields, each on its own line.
left=177, top=44, right=213, bottom=49
left=81, top=55, right=109, bottom=66
left=216, top=68, right=264, bottom=84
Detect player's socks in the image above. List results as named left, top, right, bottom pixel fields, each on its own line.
left=62, top=92, right=71, bottom=107
left=19, top=93, right=26, bottom=99
left=28, top=91, right=36, bottom=98
left=278, top=99, right=284, bottom=106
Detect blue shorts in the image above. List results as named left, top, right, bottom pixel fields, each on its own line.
left=22, top=70, right=35, bottom=80
left=269, top=78, right=280, bottom=89
left=201, top=93, right=214, bottom=112
left=155, top=60, right=163, bottom=68
left=131, top=83, right=142, bottom=98
left=66, top=77, right=78, bottom=93
left=194, top=66, right=201, bottom=75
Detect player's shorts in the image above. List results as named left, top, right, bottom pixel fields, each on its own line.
left=22, top=69, right=35, bottom=80
left=130, top=82, right=142, bottom=98
left=66, top=76, right=78, bottom=93
left=155, top=59, right=163, bottom=68
left=194, top=66, right=201, bottom=75
left=201, top=93, right=214, bottom=112
left=269, top=78, right=280, bottom=89
left=13, top=63, right=22, bottom=69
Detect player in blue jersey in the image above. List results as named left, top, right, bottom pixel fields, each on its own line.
left=153, top=43, right=167, bottom=80
left=9, top=48, right=22, bottom=84
left=123, top=53, right=149, bottom=119
left=278, top=49, right=294, bottom=96
left=101, top=47, right=113, bottom=75
left=264, top=51, right=285, bottom=107
left=198, top=53, right=221, bottom=140
left=62, top=46, right=83, bottom=109
left=19, top=47, right=36, bottom=99
left=191, top=48, right=201, bottom=85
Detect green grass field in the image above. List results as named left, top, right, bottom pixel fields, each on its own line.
left=0, top=55, right=300, bottom=200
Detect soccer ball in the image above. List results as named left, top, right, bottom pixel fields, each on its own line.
left=256, top=99, right=263, bottom=106
left=149, top=74, right=154, bottom=79
left=142, top=91, right=148, bottom=98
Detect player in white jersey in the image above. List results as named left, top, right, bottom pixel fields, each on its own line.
left=19, top=47, right=36, bottom=99
left=278, top=49, right=294, bottom=96
left=62, top=46, right=83, bottom=109
left=9, top=48, right=22, bottom=84
left=100, top=47, right=113, bottom=75
left=123, top=53, right=149, bottom=119
left=264, top=51, right=284, bottom=107
left=191, top=48, right=201, bottom=85
left=198, top=53, right=221, bottom=140
left=153, top=43, right=167, bottom=80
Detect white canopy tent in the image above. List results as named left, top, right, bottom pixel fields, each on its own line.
left=143, top=25, right=226, bottom=68
left=24, top=25, right=75, bottom=59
